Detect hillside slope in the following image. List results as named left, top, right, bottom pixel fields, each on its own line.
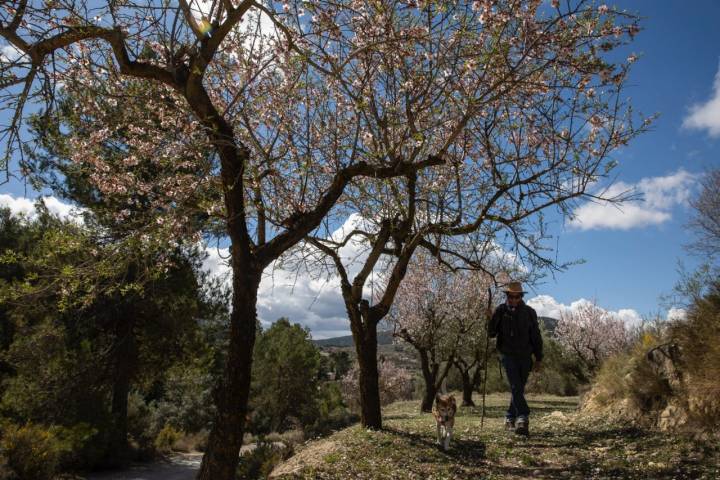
left=270, top=393, right=719, bottom=480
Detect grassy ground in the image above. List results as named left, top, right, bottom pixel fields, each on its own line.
left=271, top=393, right=720, bottom=480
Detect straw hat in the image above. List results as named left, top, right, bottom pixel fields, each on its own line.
left=502, top=281, right=527, bottom=294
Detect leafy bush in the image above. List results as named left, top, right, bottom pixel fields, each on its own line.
left=306, top=382, right=357, bottom=437
left=249, top=319, right=322, bottom=434
left=668, top=280, right=720, bottom=421
left=148, top=363, right=215, bottom=435
left=235, top=441, right=290, bottom=480
left=0, top=452, right=12, bottom=480
left=126, top=391, right=156, bottom=454
left=53, top=422, right=104, bottom=470
left=154, top=424, right=183, bottom=452
left=582, top=285, right=720, bottom=433
left=171, top=430, right=209, bottom=452
left=591, top=336, right=671, bottom=415
left=527, top=335, right=582, bottom=396
left=0, top=423, right=62, bottom=480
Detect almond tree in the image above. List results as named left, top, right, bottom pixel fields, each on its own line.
left=451, top=275, right=494, bottom=407
left=0, top=2, right=443, bottom=477
left=0, top=0, right=648, bottom=471
left=555, top=301, right=631, bottom=380
left=281, top=0, right=647, bottom=428
left=392, top=253, right=490, bottom=412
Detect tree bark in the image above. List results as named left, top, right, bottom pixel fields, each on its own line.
left=197, top=269, right=260, bottom=479
left=419, top=350, right=438, bottom=413
left=107, top=313, right=136, bottom=466
left=460, top=369, right=475, bottom=407
left=354, top=321, right=382, bottom=429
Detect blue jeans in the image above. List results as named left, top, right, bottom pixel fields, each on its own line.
left=501, top=354, right=533, bottom=420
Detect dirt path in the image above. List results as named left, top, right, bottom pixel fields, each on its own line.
left=83, top=442, right=286, bottom=480
left=85, top=453, right=201, bottom=480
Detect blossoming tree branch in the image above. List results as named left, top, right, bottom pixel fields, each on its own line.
left=1, top=0, right=648, bottom=478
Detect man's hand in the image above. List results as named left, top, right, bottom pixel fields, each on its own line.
left=533, top=361, right=543, bottom=373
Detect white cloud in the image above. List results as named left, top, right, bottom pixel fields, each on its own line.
left=569, top=169, right=697, bottom=231
left=205, top=250, right=353, bottom=339
left=0, top=44, right=26, bottom=63
left=526, top=294, right=643, bottom=327
left=666, top=307, right=687, bottom=322
left=204, top=213, right=534, bottom=339
left=0, top=194, right=84, bottom=224
left=683, top=64, right=720, bottom=137
left=203, top=215, right=376, bottom=339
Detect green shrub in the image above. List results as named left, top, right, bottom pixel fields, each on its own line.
left=668, top=281, right=720, bottom=421
left=0, top=423, right=62, bottom=480
left=235, top=441, right=289, bottom=480
left=171, top=430, right=209, bottom=453
left=154, top=424, right=183, bottom=452
left=53, top=422, right=103, bottom=470
left=305, top=382, right=356, bottom=437
left=127, top=391, right=156, bottom=453
left=0, top=452, right=14, bottom=480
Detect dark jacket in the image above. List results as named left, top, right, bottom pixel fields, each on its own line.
left=488, top=302, right=543, bottom=361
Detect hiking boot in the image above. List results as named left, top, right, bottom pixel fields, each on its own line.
left=504, top=418, right=516, bottom=431
left=515, top=417, right=529, bottom=436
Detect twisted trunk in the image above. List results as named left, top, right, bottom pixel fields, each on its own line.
left=460, top=368, right=475, bottom=406
left=355, top=322, right=382, bottom=429
left=419, top=349, right=439, bottom=413
left=107, top=313, right=136, bottom=465
left=197, top=267, right=260, bottom=479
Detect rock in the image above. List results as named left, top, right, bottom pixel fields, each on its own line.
left=658, top=402, right=689, bottom=431
left=548, top=411, right=567, bottom=420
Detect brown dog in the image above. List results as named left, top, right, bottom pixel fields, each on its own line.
left=433, top=394, right=457, bottom=450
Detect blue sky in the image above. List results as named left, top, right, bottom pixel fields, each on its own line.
left=531, top=0, right=720, bottom=320
left=2, top=1, right=719, bottom=337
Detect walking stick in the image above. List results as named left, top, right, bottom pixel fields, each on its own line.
left=480, top=286, right=493, bottom=429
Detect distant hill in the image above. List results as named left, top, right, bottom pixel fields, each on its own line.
left=314, top=319, right=557, bottom=348
left=539, top=316, right=559, bottom=335
left=314, top=330, right=394, bottom=348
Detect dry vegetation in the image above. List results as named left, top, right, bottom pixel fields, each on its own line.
left=269, top=393, right=719, bottom=480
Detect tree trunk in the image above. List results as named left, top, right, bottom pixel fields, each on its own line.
left=355, top=322, right=382, bottom=429
left=106, top=315, right=136, bottom=466
left=460, top=369, right=475, bottom=406
left=198, top=269, right=260, bottom=479
left=419, top=350, right=437, bottom=413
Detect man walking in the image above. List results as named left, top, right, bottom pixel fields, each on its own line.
left=488, top=282, right=543, bottom=436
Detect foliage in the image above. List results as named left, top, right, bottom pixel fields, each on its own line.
left=235, top=441, right=290, bottom=480
left=306, top=382, right=357, bottom=437
left=527, top=332, right=583, bottom=396
left=0, top=423, right=62, bottom=480
left=585, top=280, right=720, bottom=431
left=668, top=279, right=720, bottom=421
left=341, top=360, right=414, bottom=412
left=1, top=0, right=650, bottom=472
left=0, top=208, right=227, bottom=467
left=687, top=169, right=720, bottom=262
left=555, top=300, right=632, bottom=381
left=154, top=424, right=183, bottom=453
left=249, top=319, right=323, bottom=434
left=320, top=351, right=352, bottom=380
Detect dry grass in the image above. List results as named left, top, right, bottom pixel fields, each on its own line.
left=270, top=392, right=719, bottom=480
